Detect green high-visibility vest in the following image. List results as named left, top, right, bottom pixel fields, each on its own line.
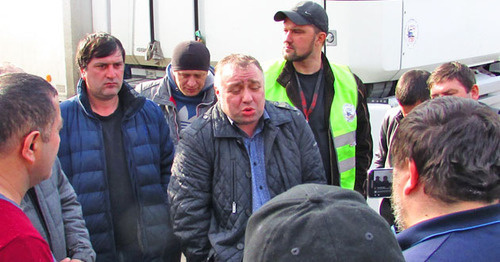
left=265, top=60, right=358, bottom=189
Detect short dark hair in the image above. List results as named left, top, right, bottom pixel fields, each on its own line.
left=390, top=97, right=499, bottom=203
left=0, top=73, right=58, bottom=153
left=76, top=32, right=125, bottom=70
left=214, top=54, right=263, bottom=86
left=395, top=69, right=431, bottom=106
left=428, top=62, right=476, bottom=93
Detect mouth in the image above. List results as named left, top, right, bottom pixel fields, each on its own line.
left=242, top=107, right=255, bottom=116
left=284, top=45, right=294, bottom=52
left=104, top=82, right=118, bottom=88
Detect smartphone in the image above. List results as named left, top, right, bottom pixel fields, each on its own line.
left=367, top=168, right=393, bottom=198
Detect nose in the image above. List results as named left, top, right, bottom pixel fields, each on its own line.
left=241, top=87, right=252, bottom=103
left=186, top=76, right=197, bottom=86
left=284, top=31, right=292, bottom=43
left=105, top=65, right=117, bottom=79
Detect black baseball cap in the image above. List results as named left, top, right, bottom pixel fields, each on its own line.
left=274, top=1, right=329, bottom=33
left=243, top=184, right=405, bottom=262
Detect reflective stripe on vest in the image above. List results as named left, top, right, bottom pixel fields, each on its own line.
left=265, top=60, right=358, bottom=189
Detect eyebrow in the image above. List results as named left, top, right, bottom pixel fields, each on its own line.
left=94, top=61, right=123, bottom=66
left=227, top=79, right=261, bottom=85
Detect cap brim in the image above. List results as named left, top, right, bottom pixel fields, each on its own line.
left=274, top=11, right=310, bottom=26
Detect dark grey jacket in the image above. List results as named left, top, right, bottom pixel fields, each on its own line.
left=22, top=158, right=95, bottom=262
left=168, top=101, right=326, bottom=262
left=373, top=107, right=403, bottom=168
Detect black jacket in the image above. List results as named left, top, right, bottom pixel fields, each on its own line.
left=168, top=101, right=326, bottom=262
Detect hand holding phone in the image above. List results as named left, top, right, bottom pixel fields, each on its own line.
left=368, top=168, right=393, bottom=198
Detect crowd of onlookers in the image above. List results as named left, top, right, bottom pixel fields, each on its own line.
left=1, top=1, right=498, bottom=262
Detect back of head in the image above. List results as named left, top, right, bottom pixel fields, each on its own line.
left=244, top=184, right=405, bottom=262
left=0, top=62, right=24, bottom=75
left=395, top=69, right=431, bottom=106
left=390, top=97, right=500, bottom=203
left=76, top=32, right=125, bottom=70
left=428, top=61, right=476, bottom=92
left=0, top=73, right=58, bottom=154
left=171, top=41, right=211, bottom=71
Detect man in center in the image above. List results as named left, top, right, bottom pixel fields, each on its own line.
left=168, top=54, right=326, bottom=262
left=265, top=1, right=372, bottom=195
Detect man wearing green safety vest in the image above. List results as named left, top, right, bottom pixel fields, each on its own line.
left=265, top=1, right=372, bottom=195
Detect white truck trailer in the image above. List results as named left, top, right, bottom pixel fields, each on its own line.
left=2, top=0, right=499, bottom=102
left=1, top=0, right=499, bottom=174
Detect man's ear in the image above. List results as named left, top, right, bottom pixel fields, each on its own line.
left=316, top=32, right=327, bottom=47
left=21, top=131, right=40, bottom=164
left=470, top=84, right=480, bottom=100
left=80, top=67, right=87, bottom=80
left=404, top=159, right=419, bottom=195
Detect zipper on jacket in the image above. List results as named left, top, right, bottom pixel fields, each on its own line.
left=232, top=161, right=237, bottom=214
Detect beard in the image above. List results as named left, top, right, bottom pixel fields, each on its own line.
left=283, top=41, right=315, bottom=62
left=391, top=189, right=407, bottom=231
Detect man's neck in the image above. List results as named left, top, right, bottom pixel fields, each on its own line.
left=292, top=52, right=323, bottom=75
left=89, top=95, right=120, bottom=117
left=237, top=123, right=257, bottom=138
left=0, top=160, right=28, bottom=205
left=406, top=196, right=495, bottom=228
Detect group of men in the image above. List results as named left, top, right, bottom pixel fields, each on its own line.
left=0, top=1, right=498, bottom=262
left=374, top=59, right=498, bottom=229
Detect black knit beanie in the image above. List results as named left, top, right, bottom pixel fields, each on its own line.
left=171, top=41, right=210, bottom=71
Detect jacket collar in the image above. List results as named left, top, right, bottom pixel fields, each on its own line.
left=276, top=53, right=334, bottom=88
left=276, top=53, right=335, bottom=110
left=396, top=203, right=500, bottom=251
left=77, top=78, right=145, bottom=119
left=151, top=64, right=216, bottom=107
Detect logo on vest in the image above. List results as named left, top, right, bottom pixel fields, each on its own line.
left=343, top=103, right=356, bottom=122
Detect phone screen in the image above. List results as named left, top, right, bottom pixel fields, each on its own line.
left=368, top=168, right=393, bottom=198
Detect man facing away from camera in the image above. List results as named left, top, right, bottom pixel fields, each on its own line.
left=0, top=73, right=61, bottom=261
left=373, top=69, right=431, bottom=228
left=0, top=63, right=96, bottom=262
left=373, top=69, right=430, bottom=168
left=244, top=183, right=405, bottom=262
left=390, top=97, right=500, bottom=261
left=265, top=1, right=372, bottom=195
left=168, top=54, right=326, bottom=262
